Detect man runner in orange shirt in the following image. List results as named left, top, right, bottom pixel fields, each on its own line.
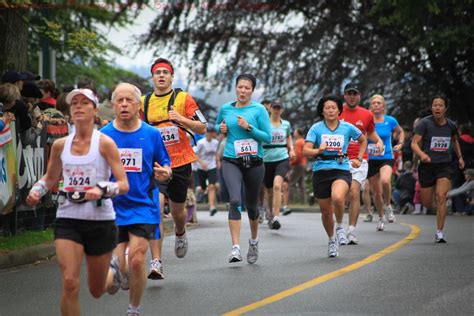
left=141, top=58, right=206, bottom=279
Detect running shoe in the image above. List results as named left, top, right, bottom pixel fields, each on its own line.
left=228, top=246, right=242, bottom=263
left=281, top=206, right=292, bottom=216
left=385, top=205, right=396, bottom=223
left=210, top=208, right=218, bottom=216
left=121, top=271, right=130, bottom=290
left=247, top=240, right=259, bottom=264
left=376, top=219, right=385, bottom=231
left=328, top=240, right=339, bottom=258
left=336, top=227, right=348, bottom=245
left=435, top=231, right=447, bottom=243
left=363, top=214, right=373, bottom=222
left=347, top=231, right=359, bottom=245
left=127, top=308, right=140, bottom=316
left=175, top=233, right=188, bottom=258
left=270, top=217, right=281, bottom=230
left=147, top=259, right=164, bottom=280
left=107, top=255, right=122, bottom=295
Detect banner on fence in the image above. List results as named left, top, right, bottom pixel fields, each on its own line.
left=0, top=123, right=17, bottom=215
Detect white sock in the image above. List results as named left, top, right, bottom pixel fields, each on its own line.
left=348, top=225, right=355, bottom=233
left=273, top=216, right=280, bottom=221
left=336, top=223, right=343, bottom=229
left=128, top=304, right=140, bottom=313
left=249, top=238, right=258, bottom=245
left=232, top=244, right=240, bottom=249
left=329, top=236, right=336, bottom=243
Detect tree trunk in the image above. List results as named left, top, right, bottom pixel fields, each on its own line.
left=0, top=9, right=29, bottom=74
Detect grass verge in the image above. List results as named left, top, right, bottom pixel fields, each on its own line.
left=0, top=229, right=54, bottom=252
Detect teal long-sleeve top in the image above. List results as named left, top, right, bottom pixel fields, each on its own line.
left=215, top=101, right=272, bottom=159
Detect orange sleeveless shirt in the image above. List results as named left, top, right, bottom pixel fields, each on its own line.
left=140, top=90, right=199, bottom=168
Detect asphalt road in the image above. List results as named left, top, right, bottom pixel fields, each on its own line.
left=0, top=211, right=473, bottom=315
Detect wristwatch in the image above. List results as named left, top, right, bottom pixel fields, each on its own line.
left=357, top=157, right=363, bottom=162
left=246, top=124, right=253, bottom=132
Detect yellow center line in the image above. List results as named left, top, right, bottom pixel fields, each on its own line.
left=223, top=223, right=421, bottom=316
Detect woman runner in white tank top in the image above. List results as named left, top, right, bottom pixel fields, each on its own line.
left=27, top=88, right=128, bottom=316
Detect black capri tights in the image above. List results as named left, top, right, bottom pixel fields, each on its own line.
left=222, top=161, right=265, bottom=221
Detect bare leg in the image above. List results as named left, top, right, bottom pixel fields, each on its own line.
left=86, top=251, right=113, bottom=298
left=55, top=239, right=84, bottom=316
left=208, top=183, right=216, bottom=210
left=370, top=174, right=384, bottom=218
left=170, top=199, right=187, bottom=235
left=229, top=219, right=241, bottom=245
left=379, top=165, right=393, bottom=206
left=435, top=178, right=451, bottom=230
left=272, top=176, right=284, bottom=217
left=127, top=234, right=149, bottom=307
left=348, top=180, right=362, bottom=227
left=149, top=193, right=165, bottom=261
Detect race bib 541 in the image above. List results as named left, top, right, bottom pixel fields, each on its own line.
left=234, top=139, right=258, bottom=156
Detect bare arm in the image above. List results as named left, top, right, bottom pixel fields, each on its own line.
left=393, top=125, right=405, bottom=152
left=451, top=135, right=465, bottom=169
left=303, top=141, right=326, bottom=157
left=350, top=135, right=367, bottom=168
left=287, top=134, right=296, bottom=161
left=411, top=134, right=431, bottom=163
left=368, top=130, right=384, bottom=152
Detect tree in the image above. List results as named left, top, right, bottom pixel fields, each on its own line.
left=0, top=8, right=28, bottom=73
left=0, top=1, right=149, bottom=92
left=139, top=0, right=474, bottom=126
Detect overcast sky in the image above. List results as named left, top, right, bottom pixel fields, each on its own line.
left=97, top=7, right=264, bottom=110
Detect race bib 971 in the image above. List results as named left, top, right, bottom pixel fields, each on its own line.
left=119, top=148, right=143, bottom=172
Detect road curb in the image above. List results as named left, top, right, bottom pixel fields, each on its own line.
left=0, top=217, right=193, bottom=270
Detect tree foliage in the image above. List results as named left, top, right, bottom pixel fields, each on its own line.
left=140, top=0, right=474, bottom=127
left=1, top=1, right=149, bottom=93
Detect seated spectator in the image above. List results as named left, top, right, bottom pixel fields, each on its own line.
left=36, top=79, right=57, bottom=110
left=393, top=161, right=416, bottom=214
left=447, top=169, right=474, bottom=216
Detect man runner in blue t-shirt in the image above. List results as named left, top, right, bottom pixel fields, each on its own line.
left=101, top=83, right=171, bottom=316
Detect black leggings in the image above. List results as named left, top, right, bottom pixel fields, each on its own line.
left=222, top=161, right=265, bottom=220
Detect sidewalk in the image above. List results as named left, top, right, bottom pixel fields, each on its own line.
left=0, top=217, right=193, bottom=270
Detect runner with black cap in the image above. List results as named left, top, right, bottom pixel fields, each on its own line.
left=26, top=88, right=129, bottom=315
left=337, top=83, right=383, bottom=245
left=262, top=100, right=295, bottom=229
